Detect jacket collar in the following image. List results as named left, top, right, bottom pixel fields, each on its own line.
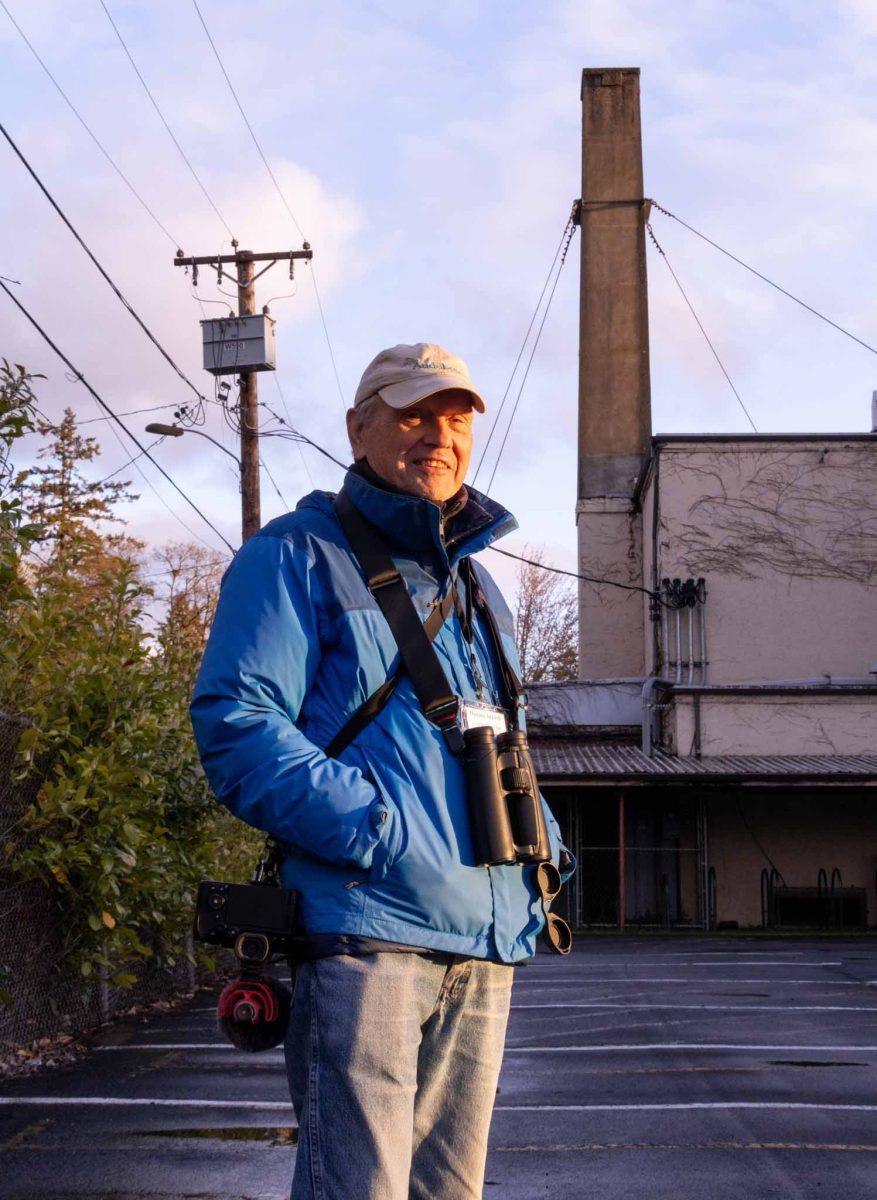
left=339, top=465, right=518, bottom=569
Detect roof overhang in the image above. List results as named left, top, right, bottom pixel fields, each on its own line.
left=532, top=741, right=877, bottom=785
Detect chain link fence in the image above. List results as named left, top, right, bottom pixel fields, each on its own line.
left=0, top=711, right=206, bottom=1057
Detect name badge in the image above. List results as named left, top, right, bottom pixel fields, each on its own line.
left=460, top=701, right=509, bottom=736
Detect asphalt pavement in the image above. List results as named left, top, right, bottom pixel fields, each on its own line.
left=2, top=936, right=877, bottom=1199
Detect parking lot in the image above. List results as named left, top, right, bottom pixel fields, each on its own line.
left=1, top=936, right=876, bottom=1199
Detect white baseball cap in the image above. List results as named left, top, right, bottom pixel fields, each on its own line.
left=353, top=342, right=486, bottom=413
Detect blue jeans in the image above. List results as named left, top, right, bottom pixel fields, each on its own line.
left=285, top=953, right=513, bottom=1199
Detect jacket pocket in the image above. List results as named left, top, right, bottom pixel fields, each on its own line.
left=363, top=767, right=404, bottom=882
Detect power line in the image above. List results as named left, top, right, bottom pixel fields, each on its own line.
left=99, top=0, right=235, bottom=241
left=650, top=199, right=877, bottom=359
left=80, top=402, right=181, bottom=424
left=273, top=374, right=314, bottom=488
left=484, top=219, right=577, bottom=494
left=308, top=269, right=348, bottom=413
left=0, top=0, right=179, bottom=248
left=102, top=416, right=221, bottom=553
left=259, top=453, right=289, bottom=510
left=191, top=0, right=304, bottom=241
left=0, top=280, right=234, bottom=553
left=35, top=390, right=221, bottom=552
left=259, top=421, right=348, bottom=471
left=646, top=221, right=758, bottom=433
left=473, top=211, right=574, bottom=488
left=191, top=0, right=348, bottom=413
left=0, top=123, right=209, bottom=413
left=488, top=545, right=664, bottom=602
left=261, top=398, right=347, bottom=468
left=94, top=436, right=165, bottom=486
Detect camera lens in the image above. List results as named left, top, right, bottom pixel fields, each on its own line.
left=235, top=932, right=270, bottom=963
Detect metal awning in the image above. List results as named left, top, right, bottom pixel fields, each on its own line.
left=531, top=739, right=877, bottom=783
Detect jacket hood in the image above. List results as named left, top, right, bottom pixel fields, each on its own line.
left=296, top=469, right=518, bottom=568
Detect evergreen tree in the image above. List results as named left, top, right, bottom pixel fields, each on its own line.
left=0, top=360, right=41, bottom=592
left=21, top=407, right=137, bottom=573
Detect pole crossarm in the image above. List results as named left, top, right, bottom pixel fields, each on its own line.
left=174, top=248, right=312, bottom=266
left=171, top=243, right=314, bottom=541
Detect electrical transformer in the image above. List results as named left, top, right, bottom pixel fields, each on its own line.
left=201, top=314, right=276, bottom=375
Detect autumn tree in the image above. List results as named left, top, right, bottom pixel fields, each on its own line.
left=153, top=541, right=226, bottom=688
left=514, top=544, right=578, bottom=683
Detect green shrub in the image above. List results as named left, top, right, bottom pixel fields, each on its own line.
left=0, top=387, right=259, bottom=990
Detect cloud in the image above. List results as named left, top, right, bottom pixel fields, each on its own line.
left=3, top=0, right=877, bottom=569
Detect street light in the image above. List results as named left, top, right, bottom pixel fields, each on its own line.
left=145, top=423, right=240, bottom=467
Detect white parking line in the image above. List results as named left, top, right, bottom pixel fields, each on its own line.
left=94, top=1041, right=877, bottom=1054
left=2, top=1097, right=875, bottom=1114
left=504, top=1043, right=877, bottom=1054
left=96, top=1044, right=245, bottom=1051
left=511, top=1002, right=877, bottom=1012
left=0, top=1097, right=293, bottom=1109
left=521, top=962, right=845, bottom=968
left=493, top=1102, right=877, bottom=1113
left=512, top=978, right=862, bottom=986
left=591, top=953, right=810, bottom=958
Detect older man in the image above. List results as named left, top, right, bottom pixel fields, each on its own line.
left=190, top=343, right=572, bottom=1200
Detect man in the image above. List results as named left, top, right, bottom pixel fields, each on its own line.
left=190, top=342, right=573, bottom=1200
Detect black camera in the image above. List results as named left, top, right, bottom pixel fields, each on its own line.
left=195, top=880, right=299, bottom=961
left=194, top=879, right=299, bottom=1052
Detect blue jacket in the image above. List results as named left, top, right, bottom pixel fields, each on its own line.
left=190, top=469, right=571, bottom=963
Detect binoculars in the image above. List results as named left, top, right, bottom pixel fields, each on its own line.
left=463, top=726, right=572, bottom=956
left=462, top=726, right=552, bottom=866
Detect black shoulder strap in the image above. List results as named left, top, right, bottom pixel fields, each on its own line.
left=325, top=587, right=454, bottom=758
left=333, top=491, right=464, bottom=755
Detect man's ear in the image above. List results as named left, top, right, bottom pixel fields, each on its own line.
left=346, top=408, right=364, bottom=458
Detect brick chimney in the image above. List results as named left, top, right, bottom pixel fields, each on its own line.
left=577, top=68, right=651, bottom=679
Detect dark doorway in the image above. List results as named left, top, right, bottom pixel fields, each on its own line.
left=552, top=789, right=704, bottom=929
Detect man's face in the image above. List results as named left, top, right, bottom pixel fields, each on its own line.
left=347, top=389, right=475, bottom=504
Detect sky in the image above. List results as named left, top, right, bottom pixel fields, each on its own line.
left=2, top=0, right=877, bottom=599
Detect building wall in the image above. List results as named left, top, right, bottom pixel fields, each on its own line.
left=577, top=497, right=645, bottom=678
left=673, top=693, right=877, bottom=756
left=707, top=789, right=877, bottom=928
left=641, top=440, right=877, bottom=684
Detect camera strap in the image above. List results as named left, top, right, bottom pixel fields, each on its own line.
left=333, top=491, right=465, bottom=755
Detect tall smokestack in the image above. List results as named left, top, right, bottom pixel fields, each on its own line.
left=577, top=68, right=651, bottom=679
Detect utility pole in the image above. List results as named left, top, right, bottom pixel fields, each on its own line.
left=173, top=243, right=312, bottom=542
left=236, top=252, right=260, bottom=542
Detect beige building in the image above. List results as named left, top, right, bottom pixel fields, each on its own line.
left=531, top=433, right=877, bottom=932
left=533, top=69, right=877, bottom=931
